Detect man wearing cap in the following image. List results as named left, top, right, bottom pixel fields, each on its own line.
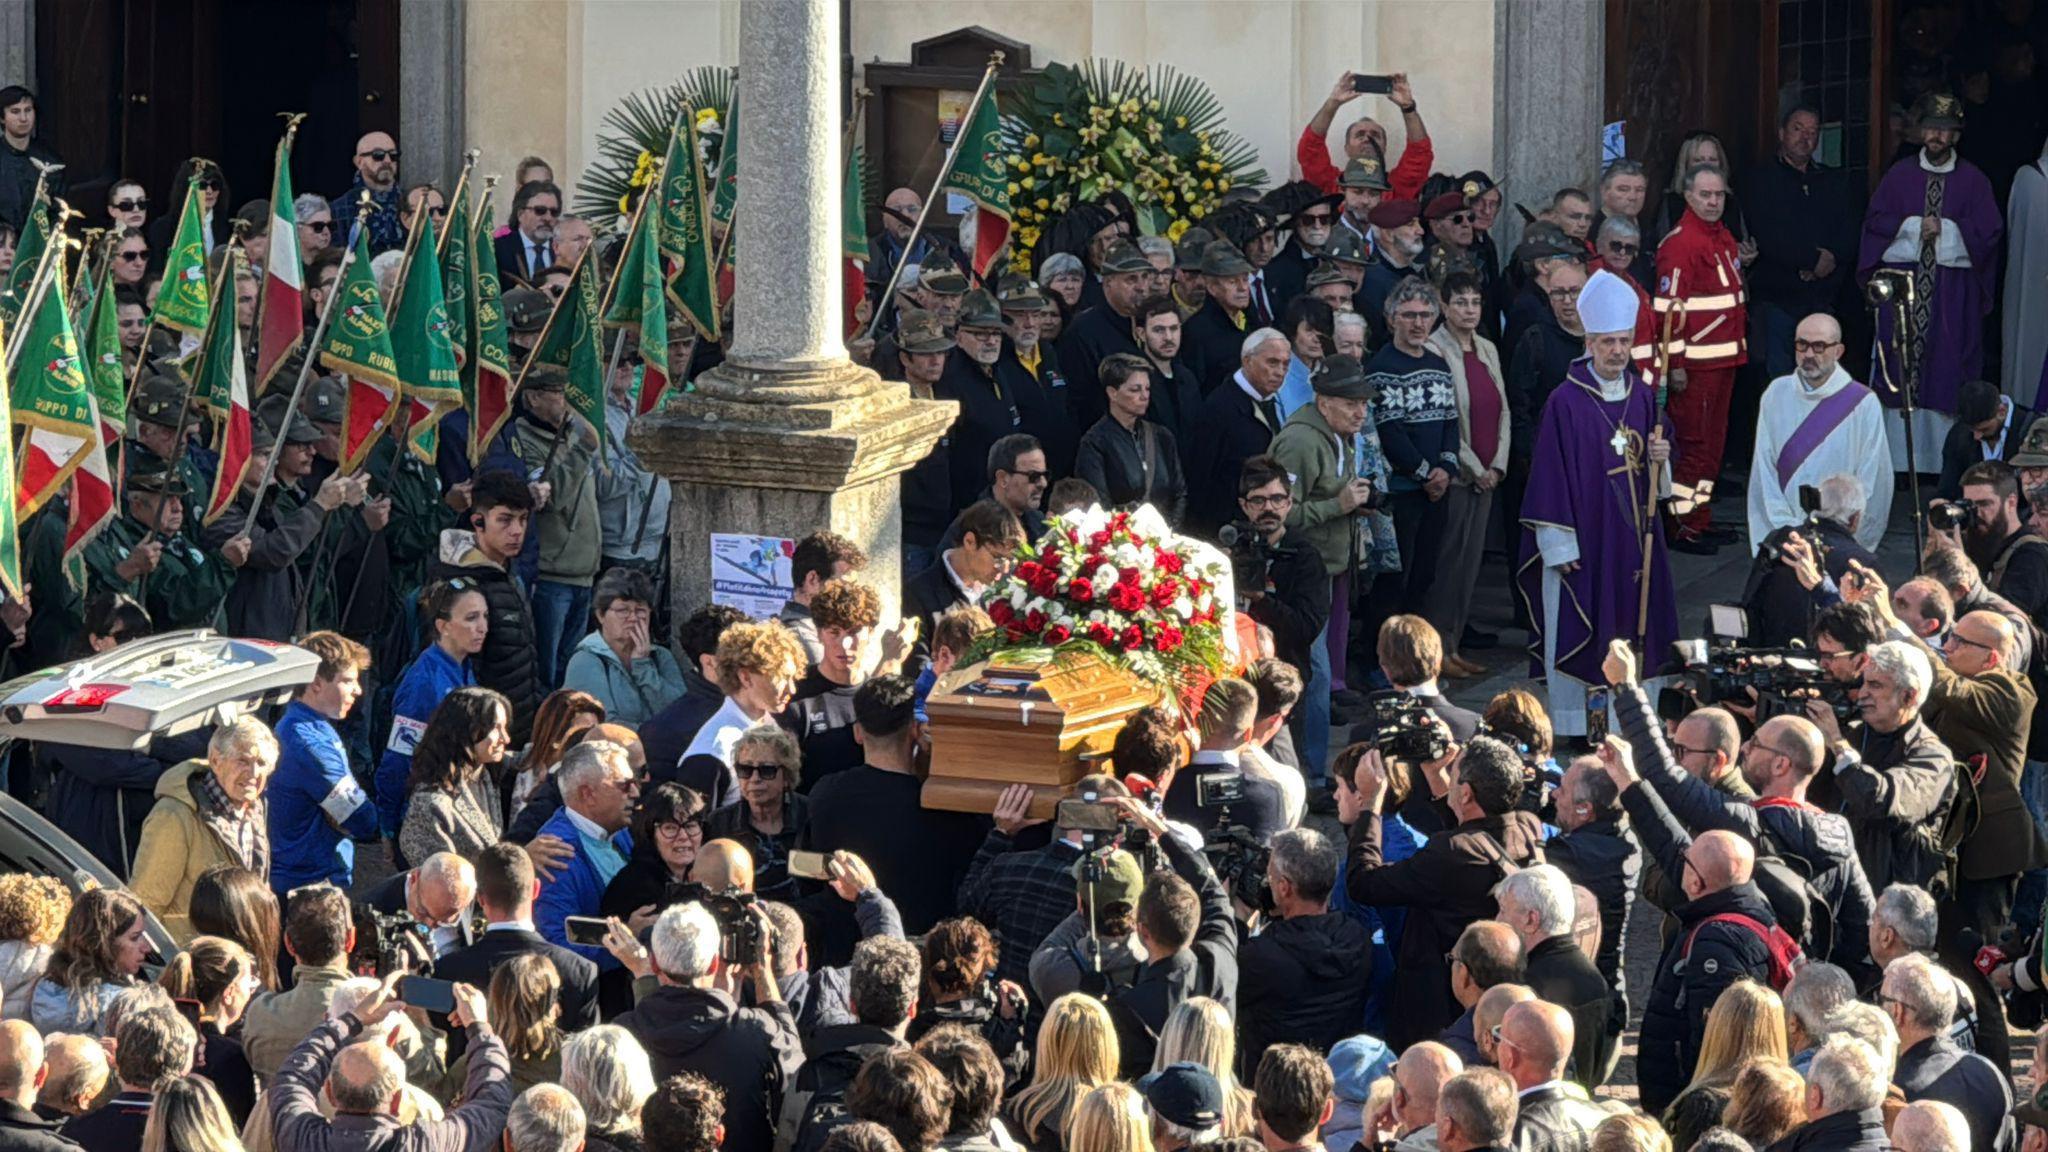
left=83, top=460, right=239, bottom=630
left=1139, top=1063, right=1225, bottom=1151
left=1940, top=381, right=2035, bottom=502
left=998, top=277, right=1076, bottom=474
left=1359, top=201, right=1426, bottom=348
left=1299, top=71, right=1433, bottom=203
left=1180, top=241, right=1257, bottom=395
left=1503, top=225, right=1587, bottom=363
left=891, top=310, right=960, bottom=576
left=937, top=289, right=1051, bottom=516
left=501, top=285, right=552, bottom=369
left=1170, top=228, right=1213, bottom=317
left=910, top=253, right=970, bottom=330
left=1861, top=91, right=2004, bottom=424
left=1262, top=181, right=1340, bottom=313
left=1305, top=263, right=1356, bottom=312
left=126, top=373, right=214, bottom=534
left=1336, top=156, right=1391, bottom=245
left=214, top=415, right=356, bottom=640
left=1056, top=237, right=1155, bottom=431
left=1518, top=270, right=1676, bottom=738
left=1749, top=313, right=1892, bottom=553
left=289, top=374, right=395, bottom=636
left=1423, top=190, right=1498, bottom=342
left=500, top=361, right=602, bottom=688
left=1655, top=164, right=1751, bottom=549
left=1270, top=356, right=1372, bottom=702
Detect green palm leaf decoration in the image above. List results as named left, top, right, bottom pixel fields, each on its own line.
left=576, top=66, right=737, bottom=229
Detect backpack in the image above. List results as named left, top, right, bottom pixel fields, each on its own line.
left=778, top=1039, right=896, bottom=1152
left=1747, top=805, right=1837, bottom=965
left=1929, top=754, right=1984, bottom=900
left=1682, top=911, right=1806, bottom=991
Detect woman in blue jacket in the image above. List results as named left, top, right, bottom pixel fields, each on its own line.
left=376, top=579, right=489, bottom=850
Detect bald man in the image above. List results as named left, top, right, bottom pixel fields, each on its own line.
left=1602, top=638, right=1879, bottom=985
left=867, top=187, right=938, bottom=311
left=1373, top=1042, right=1462, bottom=1148
left=1472, top=984, right=1535, bottom=1068
left=1440, top=921, right=1525, bottom=1064
left=331, top=130, right=406, bottom=253
left=1749, top=312, right=1892, bottom=552
left=0, top=1020, right=68, bottom=1151
left=1497, top=1001, right=1623, bottom=1146
left=1893, top=577, right=1957, bottom=641
left=1598, top=733, right=1789, bottom=1112
left=692, top=838, right=755, bottom=893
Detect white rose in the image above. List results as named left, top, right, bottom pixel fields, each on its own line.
left=1010, top=588, right=1029, bottom=610
left=1173, top=596, right=1194, bottom=618
left=1095, top=565, right=1119, bottom=587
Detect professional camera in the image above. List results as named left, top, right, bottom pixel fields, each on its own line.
left=351, top=907, right=434, bottom=978
left=1927, top=499, right=1971, bottom=534
left=1218, top=521, right=1271, bottom=586
left=1202, top=824, right=1273, bottom=915
left=1362, top=691, right=1454, bottom=765
left=1670, top=639, right=1859, bottom=722
left=661, top=882, right=765, bottom=967
left=1758, top=485, right=1834, bottom=567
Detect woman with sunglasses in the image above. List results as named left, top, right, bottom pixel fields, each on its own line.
left=147, top=158, right=230, bottom=265
left=105, top=179, right=148, bottom=232
left=376, top=580, right=487, bottom=851
left=110, top=227, right=150, bottom=287
left=704, top=727, right=808, bottom=899
left=293, top=193, right=334, bottom=263
left=601, top=782, right=708, bottom=928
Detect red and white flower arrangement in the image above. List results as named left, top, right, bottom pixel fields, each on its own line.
left=968, top=503, right=1232, bottom=691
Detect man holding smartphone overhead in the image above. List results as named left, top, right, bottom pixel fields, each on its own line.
left=1298, top=71, right=1433, bottom=203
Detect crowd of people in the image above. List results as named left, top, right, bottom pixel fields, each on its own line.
left=0, top=48, right=2044, bottom=1152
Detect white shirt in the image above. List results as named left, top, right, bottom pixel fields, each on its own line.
left=563, top=805, right=612, bottom=845
left=1984, top=398, right=2015, bottom=461
left=521, top=232, right=553, bottom=277
left=485, top=918, right=538, bottom=933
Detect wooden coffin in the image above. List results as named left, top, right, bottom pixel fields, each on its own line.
left=922, top=654, right=1161, bottom=818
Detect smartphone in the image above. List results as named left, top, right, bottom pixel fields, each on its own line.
left=1056, top=798, right=1120, bottom=832
left=564, top=915, right=612, bottom=946
left=397, top=975, right=458, bottom=1015
left=1351, top=74, right=1396, bottom=95
left=788, top=849, right=831, bottom=881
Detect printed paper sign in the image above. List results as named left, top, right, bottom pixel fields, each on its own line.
left=710, top=533, right=796, bottom=618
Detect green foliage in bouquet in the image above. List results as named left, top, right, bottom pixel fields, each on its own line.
left=576, top=66, right=736, bottom=229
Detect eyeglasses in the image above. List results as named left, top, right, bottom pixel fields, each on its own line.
left=604, top=776, right=641, bottom=795
left=1488, top=1025, right=1523, bottom=1054
left=1394, top=310, right=1436, bottom=323
left=1668, top=741, right=1713, bottom=760
left=527, top=204, right=560, bottom=218
left=1446, top=213, right=1473, bottom=225
left=1008, top=470, right=1050, bottom=484
left=358, top=148, right=400, bottom=162
left=421, top=204, right=448, bottom=219
left=117, top=249, right=149, bottom=263
left=305, top=220, right=334, bottom=234
left=443, top=577, right=475, bottom=592
left=1793, top=340, right=1841, bottom=354
left=1604, top=242, right=1641, bottom=255
left=195, top=178, right=221, bottom=191
left=1242, top=493, right=1292, bottom=509
left=735, top=761, right=784, bottom=780
left=1946, top=631, right=1997, bottom=653
left=1297, top=213, right=1334, bottom=227
left=111, top=198, right=148, bottom=213
left=655, top=818, right=704, bottom=840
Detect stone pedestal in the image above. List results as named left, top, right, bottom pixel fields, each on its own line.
left=629, top=0, right=952, bottom=625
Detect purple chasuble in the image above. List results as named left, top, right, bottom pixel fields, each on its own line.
left=1858, top=154, right=2004, bottom=413
left=1515, top=357, right=1678, bottom=686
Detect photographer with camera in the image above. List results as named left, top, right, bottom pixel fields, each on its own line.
left=1162, top=678, right=1287, bottom=843
left=958, top=774, right=1130, bottom=989
left=360, top=850, right=478, bottom=962
left=1603, top=639, right=1877, bottom=981
left=1228, top=457, right=1333, bottom=776
left=1838, top=562, right=2045, bottom=939
left=613, top=901, right=796, bottom=1152
left=1343, top=734, right=1544, bottom=1050
left=1358, top=618, right=1481, bottom=816
left=1954, top=461, right=2048, bottom=620
left=1236, top=828, right=1369, bottom=1079
left=1745, top=475, right=1881, bottom=646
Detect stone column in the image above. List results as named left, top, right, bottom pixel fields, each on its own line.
left=1492, top=0, right=1603, bottom=262
left=630, top=0, right=954, bottom=626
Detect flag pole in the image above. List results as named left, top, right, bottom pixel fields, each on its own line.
left=122, top=159, right=207, bottom=411
left=0, top=199, right=77, bottom=380
left=232, top=192, right=373, bottom=543
left=860, top=52, right=1003, bottom=342
left=439, top=150, right=480, bottom=262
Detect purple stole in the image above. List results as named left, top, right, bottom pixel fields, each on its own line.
left=1776, top=381, right=1871, bottom=490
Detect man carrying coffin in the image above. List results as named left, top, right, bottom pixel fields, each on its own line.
left=1518, top=270, right=1676, bottom=738
left=1747, top=313, right=1892, bottom=553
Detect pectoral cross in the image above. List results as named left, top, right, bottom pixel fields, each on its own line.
left=1611, top=428, right=1631, bottom=459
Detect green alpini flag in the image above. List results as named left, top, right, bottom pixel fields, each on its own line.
left=603, top=184, right=670, bottom=416
left=390, top=213, right=463, bottom=461
left=438, top=174, right=474, bottom=382
left=10, top=247, right=99, bottom=522
left=0, top=175, right=52, bottom=323
left=658, top=107, right=721, bottom=340
left=153, top=177, right=213, bottom=336
left=941, top=90, right=1012, bottom=278
left=81, top=262, right=127, bottom=449
left=710, top=95, right=740, bottom=227
left=467, top=187, right=516, bottom=467
left=320, top=225, right=401, bottom=474
left=843, top=144, right=870, bottom=264
left=0, top=316, right=24, bottom=599
left=532, top=250, right=605, bottom=452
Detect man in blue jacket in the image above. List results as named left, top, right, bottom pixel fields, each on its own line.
left=534, top=739, right=638, bottom=975
left=268, top=631, right=378, bottom=895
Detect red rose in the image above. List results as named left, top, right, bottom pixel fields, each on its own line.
left=988, top=600, right=1015, bottom=625
left=1044, top=623, right=1073, bottom=645
left=1089, top=530, right=1114, bottom=549
left=1028, top=569, right=1060, bottom=598
left=1024, top=609, right=1047, bottom=633
left=1078, top=555, right=1104, bottom=575
left=1005, top=624, right=1028, bottom=642
left=1156, top=551, right=1185, bottom=574
left=1153, top=626, right=1185, bottom=652
left=1068, top=577, right=1096, bottom=602
left=1119, top=625, right=1145, bottom=651
left=1040, top=547, right=1062, bottom=568
left=1087, top=623, right=1116, bottom=646
left=1151, top=577, right=1181, bottom=607
left=1016, top=560, right=1044, bottom=585
left=1107, top=582, right=1145, bottom=614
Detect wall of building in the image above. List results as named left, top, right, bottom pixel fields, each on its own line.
left=462, top=0, right=1496, bottom=221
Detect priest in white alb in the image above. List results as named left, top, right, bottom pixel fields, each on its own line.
left=1747, top=311, right=1893, bottom=552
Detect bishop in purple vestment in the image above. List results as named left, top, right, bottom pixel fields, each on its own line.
left=1516, top=271, right=1678, bottom=736
left=1858, top=91, right=2003, bottom=414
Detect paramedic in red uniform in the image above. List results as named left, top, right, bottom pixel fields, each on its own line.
left=1655, top=164, right=1752, bottom=553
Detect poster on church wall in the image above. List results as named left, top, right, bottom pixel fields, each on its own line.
left=710, top=532, right=795, bottom=618
left=938, top=89, right=975, bottom=217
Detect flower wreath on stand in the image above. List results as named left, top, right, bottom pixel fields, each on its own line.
left=963, top=504, right=1237, bottom=717
left=1000, top=59, right=1267, bottom=266
left=575, top=65, right=735, bottom=230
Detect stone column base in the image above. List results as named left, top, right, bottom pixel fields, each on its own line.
left=628, top=360, right=956, bottom=624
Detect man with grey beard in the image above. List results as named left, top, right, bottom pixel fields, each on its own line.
left=936, top=289, right=1054, bottom=514
left=1359, top=199, right=1426, bottom=347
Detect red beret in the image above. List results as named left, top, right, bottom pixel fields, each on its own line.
left=1423, top=191, right=1469, bottom=221
left=1366, top=200, right=1421, bottom=229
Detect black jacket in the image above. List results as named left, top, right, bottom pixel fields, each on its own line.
left=200, top=486, right=331, bottom=643
left=1056, top=305, right=1144, bottom=431
left=1837, top=716, right=1957, bottom=893
left=1162, top=754, right=1287, bottom=842
left=783, top=1023, right=905, bottom=1152
left=1179, top=298, right=1251, bottom=395
left=1344, top=808, right=1545, bottom=1049
left=1512, top=1082, right=1618, bottom=1152
left=1743, top=155, right=1859, bottom=317
left=1507, top=315, right=1584, bottom=468
left=935, top=349, right=1049, bottom=514
left=642, top=666, right=724, bottom=786
left=1073, top=416, right=1186, bottom=526
left=615, top=985, right=802, bottom=1152
left=436, top=927, right=601, bottom=1033
left=1183, top=380, right=1279, bottom=534
left=1616, top=683, right=1878, bottom=984
left=0, top=1101, right=82, bottom=1152
left=1939, top=404, right=2033, bottom=501
left=428, top=540, right=541, bottom=746
left=902, top=558, right=969, bottom=669
left=40, top=731, right=210, bottom=879
left=1625, top=776, right=1783, bottom=1115
left=1106, top=833, right=1238, bottom=1077
left=56, top=1093, right=148, bottom=1152
left=1765, top=1108, right=1890, bottom=1152
left=1524, top=935, right=1619, bottom=1091
left=1743, top=518, right=1877, bottom=647
left=1545, top=814, right=1639, bottom=991
left=1894, top=1035, right=2016, bottom=1152
left=1235, top=910, right=1370, bottom=1079
left=1239, top=536, right=1330, bottom=679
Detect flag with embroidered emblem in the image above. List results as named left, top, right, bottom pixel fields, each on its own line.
left=188, top=254, right=253, bottom=526
left=151, top=177, right=213, bottom=337
left=657, top=107, right=721, bottom=340
left=389, top=213, right=463, bottom=462
left=602, top=182, right=670, bottom=416
left=9, top=247, right=98, bottom=522
left=467, top=186, right=515, bottom=467
left=319, top=224, right=400, bottom=474
left=941, top=90, right=1010, bottom=278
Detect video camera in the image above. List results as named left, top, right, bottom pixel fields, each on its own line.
left=1361, top=691, right=1454, bottom=765
left=351, top=907, right=435, bottom=978
left=661, top=882, right=766, bottom=967
left=1758, top=485, right=1834, bottom=567
left=1669, top=638, right=1859, bottom=723
left=1218, top=521, right=1271, bottom=588
left=1057, top=783, right=1162, bottom=875
left=1190, top=772, right=1274, bottom=914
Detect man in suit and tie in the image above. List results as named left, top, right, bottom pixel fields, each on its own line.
left=494, top=180, right=564, bottom=289
left=1185, top=326, right=1293, bottom=532
left=1939, top=379, right=2036, bottom=500
left=436, top=841, right=601, bottom=1033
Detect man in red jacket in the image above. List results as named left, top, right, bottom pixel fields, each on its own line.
left=1655, top=165, right=1752, bottom=552
left=1298, top=71, right=1432, bottom=202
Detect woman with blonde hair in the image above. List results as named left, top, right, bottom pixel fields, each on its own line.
left=1151, top=997, right=1254, bottom=1138
left=1066, top=1083, right=1154, bottom=1152
left=1722, top=1059, right=1807, bottom=1148
left=0, top=874, right=69, bottom=1020
left=158, top=936, right=259, bottom=1125
left=142, top=1075, right=243, bottom=1152
left=452, top=952, right=561, bottom=1092
left=1590, top=1113, right=1672, bottom=1152
left=1006, top=993, right=1119, bottom=1151
left=563, top=1025, right=658, bottom=1152
left=1662, top=980, right=1788, bottom=1149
